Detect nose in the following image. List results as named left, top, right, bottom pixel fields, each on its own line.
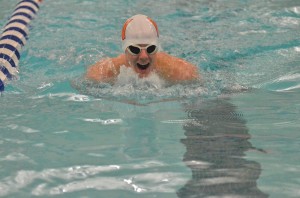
left=138, top=49, right=149, bottom=61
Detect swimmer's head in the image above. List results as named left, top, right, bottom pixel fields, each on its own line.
left=121, top=14, right=159, bottom=52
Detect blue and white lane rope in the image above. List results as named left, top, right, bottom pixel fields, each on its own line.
left=0, top=0, right=42, bottom=92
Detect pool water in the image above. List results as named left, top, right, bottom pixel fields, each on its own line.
left=0, top=0, right=300, bottom=197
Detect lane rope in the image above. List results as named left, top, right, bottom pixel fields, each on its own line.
left=0, top=0, right=42, bottom=92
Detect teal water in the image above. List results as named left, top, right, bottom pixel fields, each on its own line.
left=0, top=0, right=300, bottom=197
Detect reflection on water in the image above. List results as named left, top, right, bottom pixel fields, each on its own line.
left=178, top=98, right=268, bottom=198
left=123, top=112, right=160, bottom=159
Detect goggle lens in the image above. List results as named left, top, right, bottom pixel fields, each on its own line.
left=128, top=46, right=141, bottom=55
left=146, top=45, right=157, bottom=54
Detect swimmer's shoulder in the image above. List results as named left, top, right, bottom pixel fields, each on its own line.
left=155, top=51, right=171, bottom=61
left=156, top=52, right=193, bottom=67
left=111, top=54, right=128, bottom=68
left=155, top=52, right=200, bottom=82
left=86, top=54, right=127, bottom=82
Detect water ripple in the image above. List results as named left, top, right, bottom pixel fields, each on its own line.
left=0, top=163, right=187, bottom=197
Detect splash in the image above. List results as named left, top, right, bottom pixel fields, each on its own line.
left=73, top=66, right=209, bottom=105
left=114, top=66, right=166, bottom=90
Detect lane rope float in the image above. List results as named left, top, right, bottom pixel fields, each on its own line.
left=0, top=0, right=42, bottom=92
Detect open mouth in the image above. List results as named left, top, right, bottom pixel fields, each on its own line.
left=136, top=63, right=150, bottom=70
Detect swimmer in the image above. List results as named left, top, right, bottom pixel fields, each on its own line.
left=85, top=14, right=201, bottom=84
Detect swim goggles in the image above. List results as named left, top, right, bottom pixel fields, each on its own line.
left=127, top=44, right=158, bottom=55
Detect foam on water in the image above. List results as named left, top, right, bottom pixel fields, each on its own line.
left=73, top=65, right=213, bottom=105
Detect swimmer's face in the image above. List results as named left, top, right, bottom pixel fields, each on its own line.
left=125, top=44, right=157, bottom=78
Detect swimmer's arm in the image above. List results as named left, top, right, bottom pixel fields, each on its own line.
left=85, top=54, right=125, bottom=83
left=156, top=52, right=201, bottom=83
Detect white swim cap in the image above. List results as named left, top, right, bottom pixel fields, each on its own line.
left=121, top=14, right=159, bottom=52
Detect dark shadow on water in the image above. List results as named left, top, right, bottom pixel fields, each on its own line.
left=177, top=98, right=268, bottom=198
